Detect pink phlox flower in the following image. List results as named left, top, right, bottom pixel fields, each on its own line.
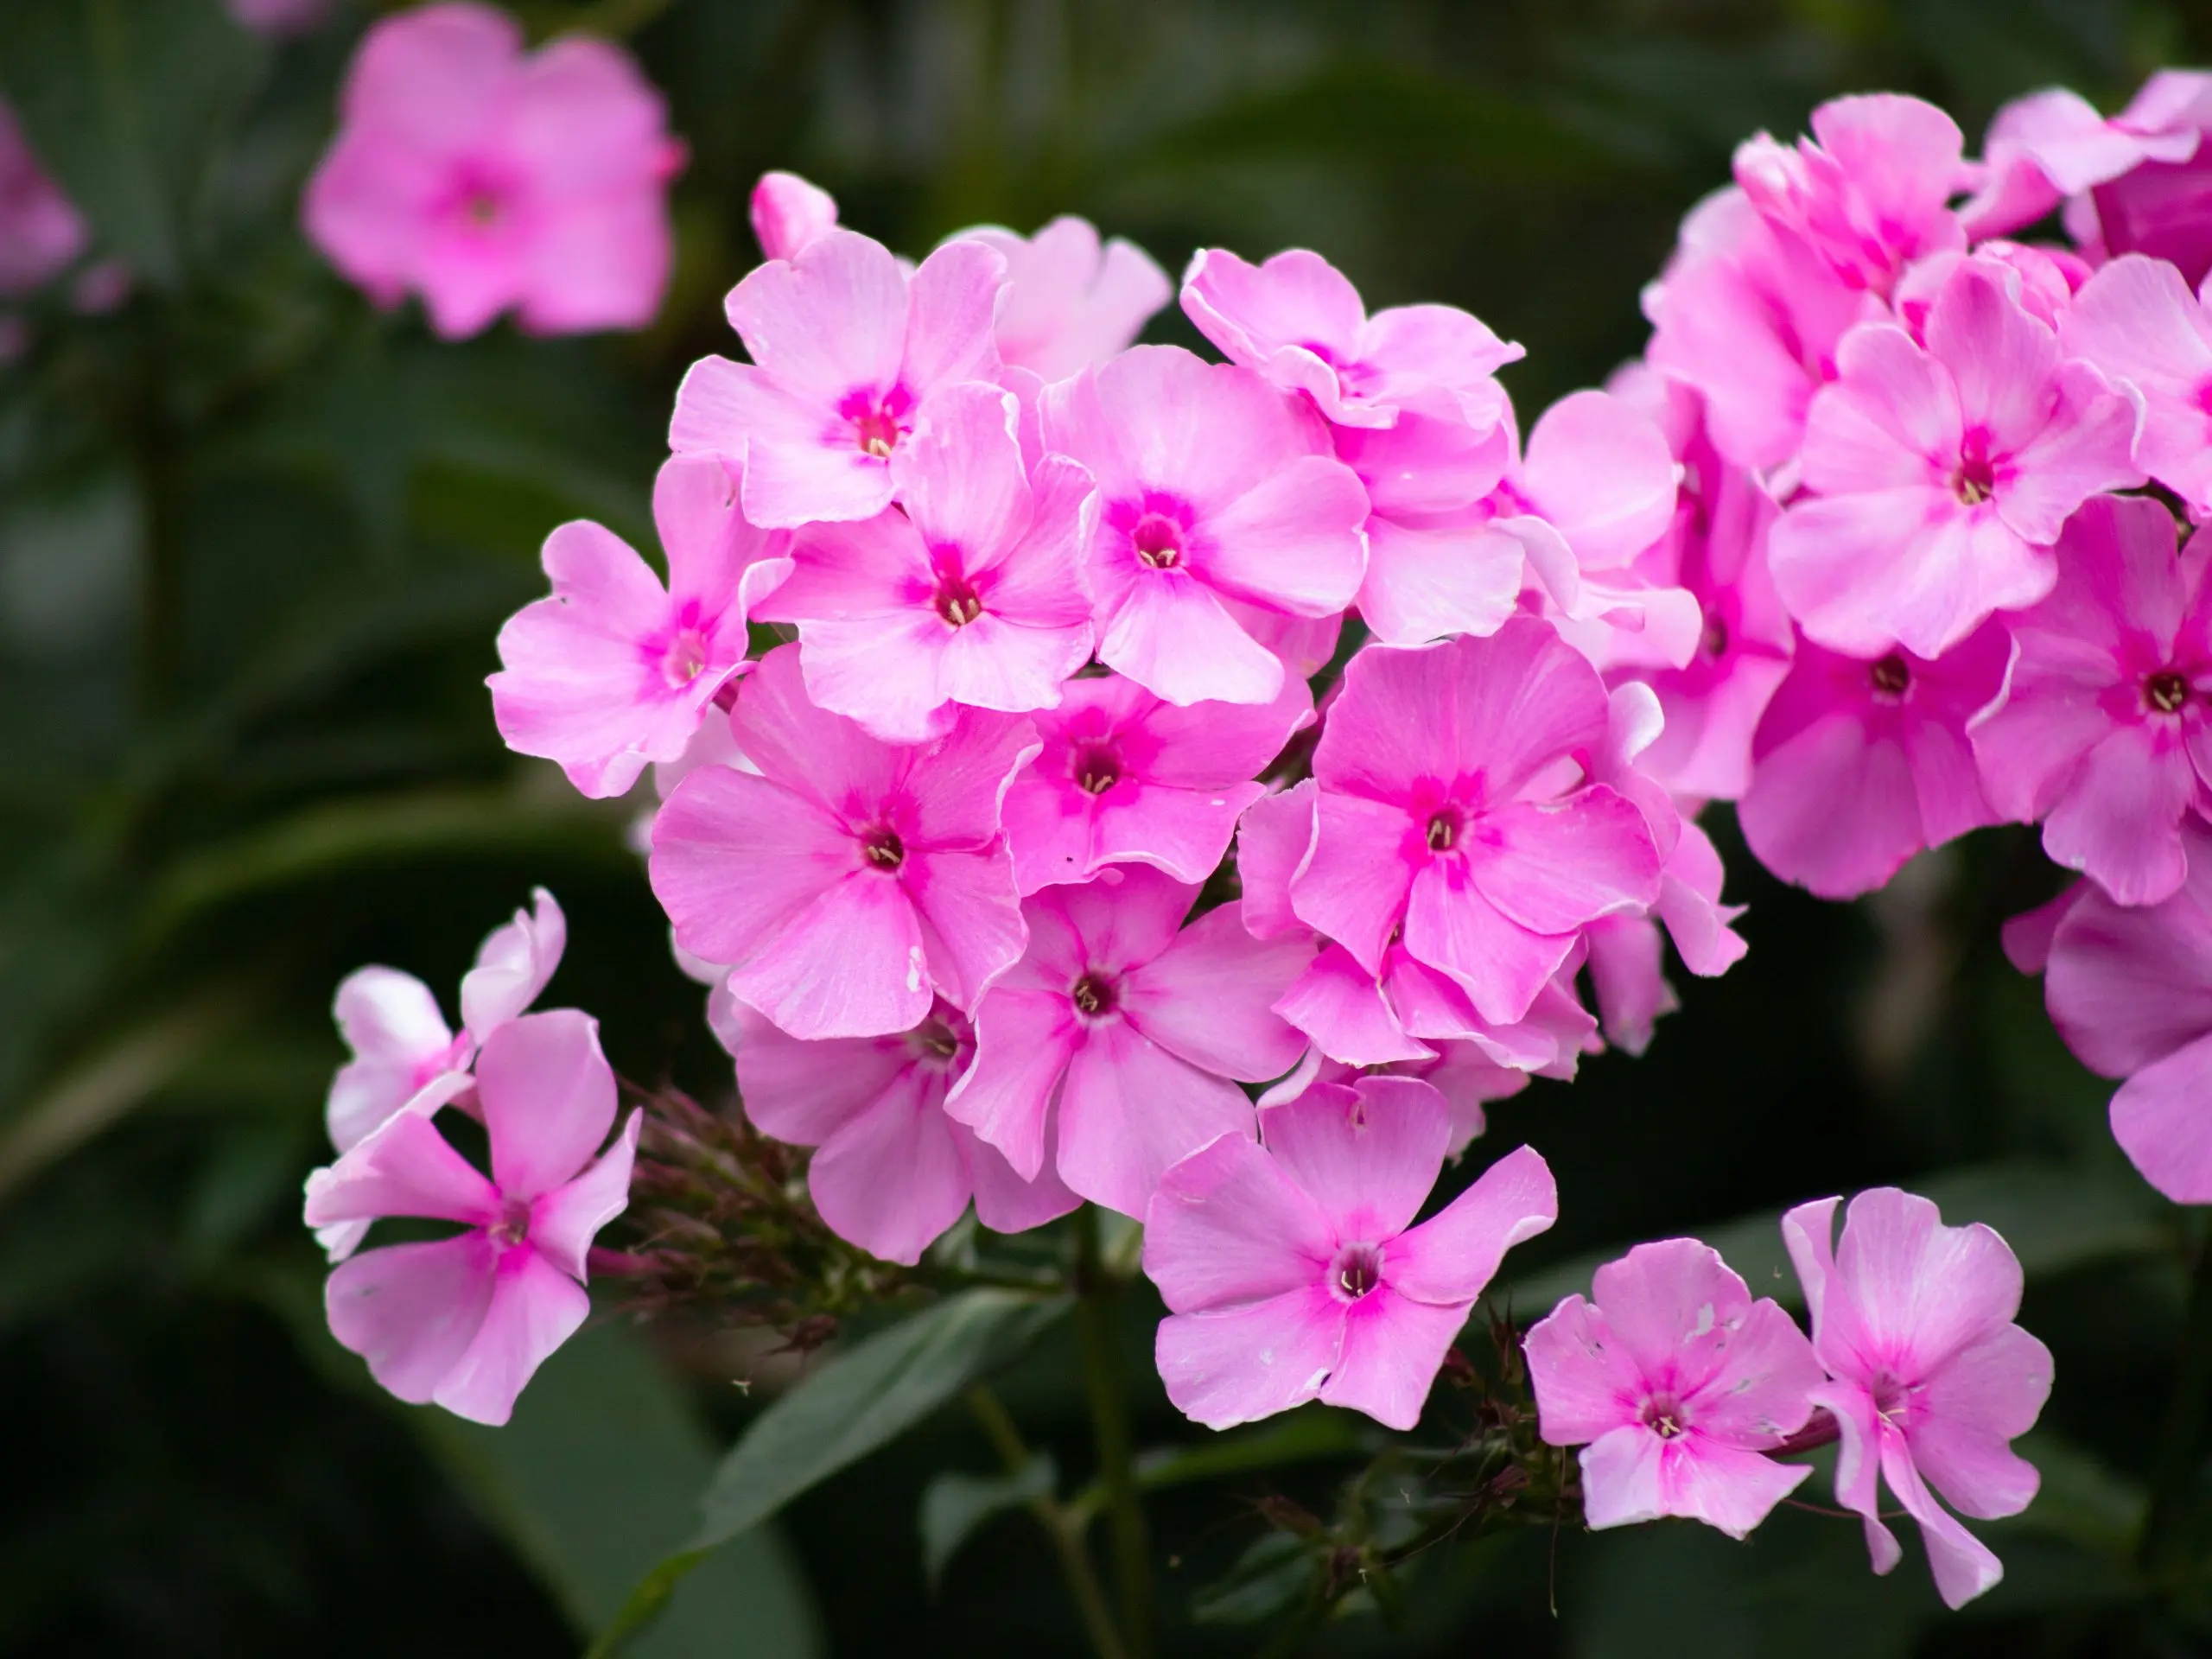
left=944, top=868, right=1313, bottom=1219
left=1970, top=496, right=2212, bottom=906
left=2061, top=252, right=2212, bottom=512
left=750, top=169, right=838, bottom=262
left=490, top=455, right=792, bottom=797
left=1999, top=880, right=2086, bottom=974
left=754, top=381, right=1096, bottom=742
left=1525, top=1237, right=1824, bottom=1539
left=1770, top=258, right=2144, bottom=661
left=671, top=226, right=1006, bottom=528
left=1957, top=85, right=2195, bottom=239
left=1893, top=243, right=2089, bottom=341
left=1001, top=671, right=1312, bottom=893
left=2043, top=828, right=2212, bottom=1200
left=952, top=217, right=1172, bottom=381
left=1257, top=1044, right=1529, bottom=1158
left=1732, top=94, right=1971, bottom=298
left=303, top=3, right=684, bottom=340
left=1179, top=245, right=1522, bottom=430
left=1739, top=622, right=2007, bottom=899
left=648, top=644, right=1037, bottom=1040
left=2075, top=73, right=2212, bottom=283
left=1783, top=1190, right=2052, bottom=1609
left=1645, top=185, right=1889, bottom=472
left=1290, top=620, right=1663, bottom=1027
left=0, top=99, right=88, bottom=297
left=304, top=1009, right=642, bottom=1426
left=1144, top=1077, right=1556, bottom=1430
left=1037, top=345, right=1370, bottom=705
left=710, top=989, right=1076, bottom=1266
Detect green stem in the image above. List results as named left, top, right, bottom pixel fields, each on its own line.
left=966, top=1386, right=1128, bottom=1659
left=2143, top=1214, right=2212, bottom=1580
left=1077, top=1205, right=1153, bottom=1659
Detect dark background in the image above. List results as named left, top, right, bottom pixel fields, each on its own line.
left=0, top=0, right=2204, bottom=1654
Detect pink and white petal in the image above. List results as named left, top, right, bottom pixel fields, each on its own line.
left=726, top=228, right=907, bottom=399
left=1122, top=904, right=1312, bottom=1080
left=1577, top=1425, right=1669, bottom=1530
left=1141, top=1128, right=1335, bottom=1313
left=1292, top=792, right=1418, bottom=974
left=529, top=1110, right=642, bottom=1281
left=1910, top=1327, right=2050, bottom=1519
left=750, top=170, right=838, bottom=264
left=2038, top=725, right=2196, bottom=906
left=1237, top=782, right=1319, bottom=940
left=943, top=989, right=1079, bottom=1181
left=325, top=1234, right=498, bottom=1407
left=903, top=846, right=1030, bottom=1014
left=1200, top=456, right=1371, bottom=615
left=899, top=238, right=1007, bottom=394
left=304, top=1109, right=501, bottom=1230
left=1403, top=863, right=1579, bottom=1027
left=1096, top=576, right=1284, bottom=707
left=2111, top=1033, right=2212, bottom=1202
left=460, top=887, right=566, bottom=1041
left=894, top=382, right=1031, bottom=563
left=1770, top=490, right=1958, bottom=658
left=476, top=1010, right=619, bottom=1200
left=1663, top=1439, right=1814, bottom=1539
left=327, top=968, right=455, bottom=1152
left=1179, top=248, right=1365, bottom=378
left=432, top=1249, right=594, bottom=1427
left=1319, top=1288, right=1467, bottom=1430
left=808, top=1067, right=974, bottom=1264
left=1155, top=1290, right=1343, bottom=1430
left=1782, top=1197, right=1843, bottom=1331
left=1055, top=1023, right=1256, bottom=1219
left=1878, top=1439, right=2007, bottom=1610
left=1257, top=1076, right=1450, bottom=1242
left=1386, top=1142, right=1558, bottom=1306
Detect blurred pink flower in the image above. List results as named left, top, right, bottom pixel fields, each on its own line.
left=1145, top=1077, right=1555, bottom=1429
left=490, top=456, right=792, bottom=798
left=711, top=991, right=1075, bottom=1265
left=225, top=0, right=334, bottom=35
left=671, top=228, right=1004, bottom=527
left=1525, top=1237, right=1823, bottom=1538
left=749, top=168, right=837, bottom=262
left=944, top=868, right=1312, bottom=1217
left=304, top=3, right=683, bottom=339
left=2062, top=253, right=2212, bottom=512
left=755, top=382, right=1096, bottom=742
left=0, top=99, right=87, bottom=297
left=648, top=645, right=1036, bottom=1039
left=1784, top=1190, right=2051, bottom=1609
left=306, top=1010, right=641, bottom=1426
left=959, top=216, right=1171, bottom=381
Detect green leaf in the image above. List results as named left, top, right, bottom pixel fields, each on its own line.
left=1191, top=1530, right=1312, bottom=1627
left=1502, top=1160, right=2169, bottom=1319
left=918, top=1452, right=1056, bottom=1588
left=0, top=0, right=267, bottom=287
left=423, top=1319, right=823, bottom=1659
left=591, top=1290, right=1070, bottom=1656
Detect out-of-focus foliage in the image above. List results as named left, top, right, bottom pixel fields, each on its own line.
left=3, top=0, right=2210, bottom=1654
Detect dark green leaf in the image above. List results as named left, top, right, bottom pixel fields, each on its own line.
left=918, top=1452, right=1055, bottom=1588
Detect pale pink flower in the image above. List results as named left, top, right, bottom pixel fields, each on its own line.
left=1957, top=86, right=2189, bottom=240
left=1969, top=496, right=2212, bottom=906
left=2042, top=830, right=2212, bottom=1200
left=1525, top=1237, right=1823, bottom=1538
left=1770, top=259, right=2143, bottom=660
left=1891, top=243, right=2090, bottom=342
left=1000, top=671, right=1312, bottom=893
left=303, top=3, right=683, bottom=339
left=1258, top=1046, right=1529, bottom=1157
left=1739, top=624, right=2007, bottom=899
left=754, top=382, right=1095, bottom=742
left=1037, top=346, right=1370, bottom=705
left=944, top=868, right=1312, bottom=1218
left=490, top=456, right=792, bottom=797
left=1290, top=620, right=1663, bottom=1026
left=1179, top=246, right=1522, bottom=430
left=305, top=1010, right=641, bottom=1426
left=1732, top=94, right=1970, bottom=297
left=2061, top=253, right=2212, bottom=512
left=1144, top=1077, right=1556, bottom=1430
left=2080, top=73, right=2212, bottom=283
left=1645, top=186, right=1885, bottom=472
left=671, top=227, right=1004, bottom=527
left=648, top=645, right=1036, bottom=1040
left=0, top=99, right=87, bottom=297
left=1784, top=1190, right=2052, bottom=1609
left=750, top=169, right=837, bottom=262
left=955, top=217, right=1171, bottom=381
left=710, top=990, right=1075, bottom=1265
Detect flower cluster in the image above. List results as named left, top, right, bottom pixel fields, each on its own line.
left=1528, top=1187, right=2051, bottom=1609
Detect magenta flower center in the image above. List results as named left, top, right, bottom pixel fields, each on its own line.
left=662, top=626, right=710, bottom=687
left=1949, top=445, right=1997, bottom=506
left=1132, top=514, right=1185, bottom=570
left=933, top=573, right=985, bottom=627
left=2146, top=670, right=2191, bottom=714
left=1071, top=970, right=1119, bottom=1019
left=1869, top=1369, right=1916, bottom=1427
left=1330, top=1243, right=1384, bottom=1301
left=1639, top=1391, right=1689, bottom=1440
left=860, top=825, right=906, bottom=871
left=1425, top=807, right=1462, bottom=852
left=1869, top=652, right=1910, bottom=699
left=1700, top=610, right=1731, bottom=660
left=852, top=408, right=902, bottom=459
left=489, top=1198, right=531, bottom=1249
left=1072, top=742, right=1123, bottom=796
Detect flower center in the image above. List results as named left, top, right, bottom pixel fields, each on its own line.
left=855, top=409, right=901, bottom=459
left=1071, top=970, right=1119, bottom=1018
left=934, top=574, right=984, bottom=627
left=861, top=825, right=906, bottom=871
left=461, top=188, right=504, bottom=230
left=1425, top=808, right=1461, bottom=852
left=662, top=626, right=711, bottom=687
left=1869, top=1370, right=1914, bottom=1427
left=2147, top=670, right=2191, bottom=715
left=1639, top=1392, right=1688, bottom=1440
left=1869, top=652, right=1910, bottom=698
left=1330, top=1243, right=1383, bottom=1301
left=1073, top=743, right=1122, bottom=796
left=1701, top=611, right=1730, bottom=660
left=488, top=1198, right=531, bottom=1249
left=1950, top=452, right=1996, bottom=506
left=912, top=1017, right=961, bottom=1060
left=1132, top=513, right=1185, bottom=570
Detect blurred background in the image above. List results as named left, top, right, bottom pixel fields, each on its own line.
left=0, top=0, right=2206, bottom=1653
